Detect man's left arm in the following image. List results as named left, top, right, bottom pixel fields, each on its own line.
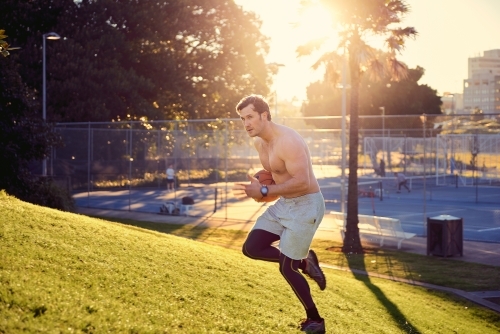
left=266, top=140, right=311, bottom=197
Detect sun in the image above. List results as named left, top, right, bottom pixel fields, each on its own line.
left=294, top=2, right=334, bottom=44
left=234, top=0, right=338, bottom=101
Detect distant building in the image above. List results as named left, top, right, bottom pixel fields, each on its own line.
left=463, top=49, right=500, bottom=116
left=441, top=92, right=463, bottom=115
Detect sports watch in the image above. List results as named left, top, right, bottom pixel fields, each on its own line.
left=260, top=185, right=269, bottom=197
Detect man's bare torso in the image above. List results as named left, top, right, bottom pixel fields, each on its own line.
left=255, top=124, right=320, bottom=198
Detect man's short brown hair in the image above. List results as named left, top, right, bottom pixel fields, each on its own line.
left=235, top=94, right=271, bottom=121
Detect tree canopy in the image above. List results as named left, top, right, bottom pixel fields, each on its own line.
left=0, top=54, right=62, bottom=196
left=1, top=0, right=271, bottom=122
left=302, top=65, right=442, bottom=130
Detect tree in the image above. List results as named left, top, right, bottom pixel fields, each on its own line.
left=0, top=28, right=73, bottom=210
left=302, top=66, right=441, bottom=131
left=0, top=0, right=272, bottom=122
left=301, top=80, right=344, bottom=129
left=0, top=29, right=17, bottom=57
left=297, top=0, right=417, bottom=253
left=358, top=66, right=441, bottom=131
left=0, top=51, right=63, bottom=197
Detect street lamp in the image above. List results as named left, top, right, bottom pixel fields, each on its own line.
left=340, top=50, right=348, bottom=216
left=379, top=106, right=385, bottom=160
left=42, top=32, right=60, bottom=176
left=266, top=62, right=285, bottom=117
left=420, top=113, right=427, bottom=235
left=450, top=94, right=455, bottom=115
left=445, top=93, right=455, bottom=130
left=445, top=93, right=456, bottom=166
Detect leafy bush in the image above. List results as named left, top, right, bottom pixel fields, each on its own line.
left=5, top=177, right=75, bottom=212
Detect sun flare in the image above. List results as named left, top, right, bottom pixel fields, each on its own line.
left=294, top=2, right=333, bottom=43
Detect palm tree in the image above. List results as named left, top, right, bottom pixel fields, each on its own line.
left=297, top=0, right=417, bottom=253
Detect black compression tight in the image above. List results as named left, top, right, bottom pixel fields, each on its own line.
left=242, top=229, right=281, bottom=262
left=242, top=229, right=315, bottom=310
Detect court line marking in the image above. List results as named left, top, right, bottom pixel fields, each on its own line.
left=478, top=227, right=500, bottom=232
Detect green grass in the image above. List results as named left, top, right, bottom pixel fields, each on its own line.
left=103, top=218, right=500, bottom=292
left=1, top=191, right=499, bottom=333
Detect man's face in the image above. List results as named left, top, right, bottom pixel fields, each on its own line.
left=239, top=104, right=266, bottom=137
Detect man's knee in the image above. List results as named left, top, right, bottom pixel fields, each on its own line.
left=242, top=241, right=255, bottom=259
left=242, top=242, right=249, bottom=257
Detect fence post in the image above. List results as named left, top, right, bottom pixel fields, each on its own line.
left=87, top=122, right=91, bottom=207
left=214, top=187, right=218, bottom=213
left=128, top=122, right=133, bottom=211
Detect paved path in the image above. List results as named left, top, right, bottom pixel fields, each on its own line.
left=74, top=178, right=500, bottom=243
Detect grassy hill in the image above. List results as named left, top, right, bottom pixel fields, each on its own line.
left=1, top=191, right=499, bottom=333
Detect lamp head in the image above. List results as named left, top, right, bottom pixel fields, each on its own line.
left=44, top=32, right=61, bottom=40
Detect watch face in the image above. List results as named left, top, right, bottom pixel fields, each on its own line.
left=260, top=185, right=268, bottom=196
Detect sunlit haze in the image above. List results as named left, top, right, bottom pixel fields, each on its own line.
left=234, top=0, right=500, bottom=101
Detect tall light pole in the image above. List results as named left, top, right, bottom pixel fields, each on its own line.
left=420, top=113, right=427, bottom=235
left=266, top=62, right=285, bottom=117
left=340, top=50, right=347, bottom=216
left=42, top=32, right=60, bottom=176
left=450, top=94, right=455, bottom=115
left=448, top=93, right=455, bottom=158
left=379, top=106, right=385, bottom=161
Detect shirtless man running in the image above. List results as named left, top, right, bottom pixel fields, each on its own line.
left=234, top=94, right=326, bottom=334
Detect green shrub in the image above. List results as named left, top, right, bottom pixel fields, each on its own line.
left=6, top=177, right=75, bottom=212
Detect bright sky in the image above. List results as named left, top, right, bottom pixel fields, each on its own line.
left=234, top=0, right=500, bottom=101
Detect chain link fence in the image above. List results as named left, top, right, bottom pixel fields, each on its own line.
left=45, top=114, right=500, bottom=208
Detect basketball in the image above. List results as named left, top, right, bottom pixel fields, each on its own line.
left=253, top=169, right=279, bottom=202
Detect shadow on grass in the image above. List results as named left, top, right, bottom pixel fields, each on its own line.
left=90, top=215, right=248, bottom=251
left=344, top=247, right=421, bottom=333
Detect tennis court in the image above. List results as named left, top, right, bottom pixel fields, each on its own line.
left=74, top=169, right=500, bottom=244
left=321, top=175, right=500, bottom=243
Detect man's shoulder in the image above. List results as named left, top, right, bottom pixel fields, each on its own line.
left=276, top=124, right=303, bottom=141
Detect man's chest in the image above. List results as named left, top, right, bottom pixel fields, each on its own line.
left=258, top=147, right=286, bottom=174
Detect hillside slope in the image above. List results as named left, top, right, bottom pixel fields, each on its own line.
left=1, top=191, right=499, bottom=333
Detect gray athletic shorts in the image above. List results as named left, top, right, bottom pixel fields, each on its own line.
left=252, top=192, right=325, bottom=260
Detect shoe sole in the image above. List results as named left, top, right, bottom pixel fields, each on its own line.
left=308, top=250, right=326, bottom=290
left=302, top=325, right=325, bottom=334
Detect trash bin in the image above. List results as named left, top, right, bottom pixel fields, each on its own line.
left=427, top=215, right=463, bottom=257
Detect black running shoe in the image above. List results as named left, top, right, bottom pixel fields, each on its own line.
left=302, top=250, right=326, bottom=290
left=299, top=318, right=326, bottom=334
